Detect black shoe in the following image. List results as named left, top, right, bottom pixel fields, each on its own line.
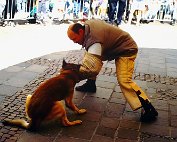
left=140, top=108, right=158, bottom=122
left=75, top=79, right=96, bottom=93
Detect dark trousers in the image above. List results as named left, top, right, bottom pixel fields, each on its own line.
left=108, top=0, right=126, bottom=24
left=3, top=0, right=16, bottom=19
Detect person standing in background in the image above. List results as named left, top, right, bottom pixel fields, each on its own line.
left=107, top=0, right=126, bottom=25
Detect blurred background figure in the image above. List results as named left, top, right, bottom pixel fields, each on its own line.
left=107, top=0, right=126, bottom=25
left=3, top=0, right=17, bottom=19
left=0, top=0, right=6, bottom=19
left=127, top=0, right=145, bottom=26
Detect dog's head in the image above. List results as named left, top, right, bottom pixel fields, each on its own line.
left=60, top=59, right=81, bottom=73
left=59, top=59, right=81, bottom=83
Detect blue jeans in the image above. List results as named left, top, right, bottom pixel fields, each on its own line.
left=108, top=0, right=126, bottom=24
left=73, top=1, right=81, bottom=17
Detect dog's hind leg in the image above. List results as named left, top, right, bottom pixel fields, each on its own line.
left=45, top=101, right=82, bottom=126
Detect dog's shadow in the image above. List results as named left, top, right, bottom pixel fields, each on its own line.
left=33, top=108, right=81, bottom=136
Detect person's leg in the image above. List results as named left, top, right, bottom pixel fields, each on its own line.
left=116, top=0, right=126, bottom=25
left=108, top=0, right=118, bottom=23
left=75, top=77, right=97, bottom=93
left=115, top=54, right=158, bottom=122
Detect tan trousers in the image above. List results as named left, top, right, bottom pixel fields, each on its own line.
left=115, top=54, right=149, bottom=111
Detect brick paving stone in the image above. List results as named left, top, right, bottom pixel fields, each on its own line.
left=100, top=116, right=120, bottom=129
left=1, top=137, right=6, bottom=142
left=114, top=85, right=122, bottom=93
left=103, top=68, right=114, bottom=76
left=1, top=128, right=10, bottom=134
left=140, top=123, right=170, bottom=137
left=167, top=71, right=177, bottom=78
left=2, top=133, right=11, bottom=138
left=136, top=65, right=149, bottom=74
left=154, top=110, right=168, bottom=119
left=169, top=100, right=177, bottom=106
left=61, top=120, right=98, bottom=140
left=103, top=62, right=116, bottom=69
left=170, top=115, right=177, bottom=127
left=89, top=87, right=113, bottom=99
left=78, top=110, right=102, bottom=122
left=17, top=132, right=55, bottom=142
left=55, top=136, right=90, bottom=142
left=96, top=125, right=116, bottom=138
left=149, top=67, right=166, bottom=76
left=122, top=111, right=141, bottom=122
left=116, top=128, right=139, bottom=140
left=91, top=134, right=114, bottom=142
left=4, top=66, right=25, bottom=73
left=152, top=116, right=169, bottom=126
left=170, top=105, right=177, bottom=116
left=171, top=127, right=177, bottom=139
left=8, top=136, right=19, bottom=140
left=134, top=80, right=148, bottom=90
left=104, top=103, right=125, bottom=118
left=0, top=85, right=20, bottom=96
left=73, top=91, right=86, bottom=105
left=25, top=64, right=48, bottom=73
left=140, top=134, right=171, bottom=142
left=150, top=62, right=166, bottom=69
left=0, top=71, right=16, bottom=84
left=109, top=96, right=126, bottom=105
left=6, top=138, right=18, bottom=142
left=119, top=119, right=140, bottom=130
left=97, top=75, right=117, bottom=83
left=42, top=52, right=69, bottom=61
left=111, top=92, right=124, bottom=99
left=79, top=96, right=108, bottom=112
left=115, top=137, right=138, bottom=142
left=27, top=122, right=62, bottom=138
left=166, top=58, right=177, bottom=64
left=147, top=82, right=167, bottom=90
left=3, top=77, right=33, bottom=88
left=14, top=71, right=39, bottom=80
left=96, top=80, right=116, bottom=89
left=15, top=62, right=31, bottom=68
left=0, top=95, right=6, bottom=105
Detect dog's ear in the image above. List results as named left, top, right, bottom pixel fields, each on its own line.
left=62, top=59, right=67, bottom=67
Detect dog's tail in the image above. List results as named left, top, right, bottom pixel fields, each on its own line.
left=2, top=94, right=32, bottom=130
left=2, top=119, right=30, bottom=129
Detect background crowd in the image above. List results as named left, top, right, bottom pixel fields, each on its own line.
left=0, top=0, right=177, bottom=25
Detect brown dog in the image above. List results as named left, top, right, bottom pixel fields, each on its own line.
left=2, top=60, right=86, bottom=131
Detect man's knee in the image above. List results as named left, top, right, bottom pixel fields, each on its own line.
left=117, top=76, right=132, bottom=86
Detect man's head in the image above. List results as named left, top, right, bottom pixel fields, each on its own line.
left=67, top=23, right=85, bottom=45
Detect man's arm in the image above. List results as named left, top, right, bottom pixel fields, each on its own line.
left=79, top=43, right=103, bottom=80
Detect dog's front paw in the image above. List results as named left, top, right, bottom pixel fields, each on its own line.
left=78, top=109, right=87, bottom=114
left=74, top=120, right=82, bottom=125
left=63, top=120, right=82, bottom=126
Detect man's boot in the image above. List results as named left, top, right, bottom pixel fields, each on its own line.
left=75, top=79, right=96, bottom=93
left=136, top=90, right=158, bottom=122
left=140, top=100, right=158, bottom=122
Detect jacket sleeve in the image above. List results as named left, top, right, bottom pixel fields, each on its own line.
left=79, top=52, right=103, bottom=80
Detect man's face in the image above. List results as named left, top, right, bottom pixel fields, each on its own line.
left=67, top=26, right=84, bottom=45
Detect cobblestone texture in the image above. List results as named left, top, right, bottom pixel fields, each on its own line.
left=0, top=50, right=177, bottom=142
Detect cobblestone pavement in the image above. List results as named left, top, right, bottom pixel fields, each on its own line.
left=0, top=48, right=177, bottom=142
